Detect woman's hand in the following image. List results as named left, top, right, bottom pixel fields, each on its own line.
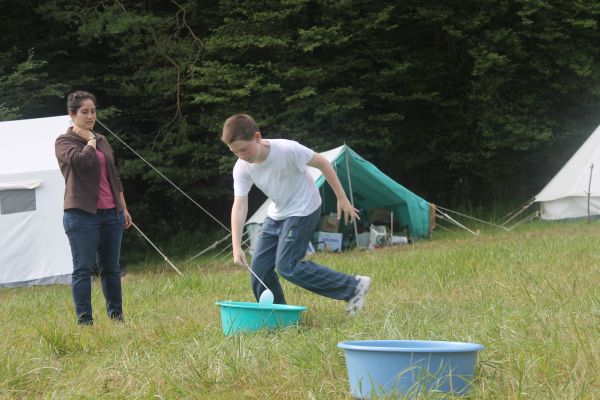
left=123, top=209, right=133, bottom=229
left=72, top=124, right=94, bottom=141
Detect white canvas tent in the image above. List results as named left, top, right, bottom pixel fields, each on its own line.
left=0, top=115, right=73, bottom=287
left=535, top=124, right=600, bottom=220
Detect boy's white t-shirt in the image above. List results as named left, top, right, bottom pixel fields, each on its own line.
left=233, top=139, right=321, bottom=220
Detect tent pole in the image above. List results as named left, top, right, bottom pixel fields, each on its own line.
left=184, top=233, right=231, bottom=264
left=390, top=212, right=394, bottom=247
left=437, top=205, right=511, bottom=231
left=435, top=210, right=479, bottom=236
left=508, top=210, right=540, bottom=230
left=344, top=151, right=359, bottom=248
left=588, top=164, right=593, bottom=223
left=500, top=198, right=535, bottom=228
left=132, top=222, right=183, bottom=276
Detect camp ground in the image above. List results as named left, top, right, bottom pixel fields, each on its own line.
left=4, top=114, right=600, bottom=288
left=0, top=115, right=598, bottom=399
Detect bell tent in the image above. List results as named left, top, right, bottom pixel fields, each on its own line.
left=245, top=145, right=434, bottom=250
left=0, top=115, right=73, bottom=287
left=535, top=124, right=600, bottom=220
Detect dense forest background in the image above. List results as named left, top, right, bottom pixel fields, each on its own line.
left=1, top=0, right=600, bottom=245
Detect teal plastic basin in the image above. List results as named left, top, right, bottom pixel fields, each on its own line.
left=338, top=340, right=484, bottom=398
left=216, top=301, right=307, bottom=335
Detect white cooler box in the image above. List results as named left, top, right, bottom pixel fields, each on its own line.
left=314, top=231, right=343, bottom=252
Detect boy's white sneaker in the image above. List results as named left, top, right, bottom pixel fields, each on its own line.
left=346, top=275, right=371, bottom=316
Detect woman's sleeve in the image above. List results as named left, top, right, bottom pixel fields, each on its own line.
left=55, top=136, right=97, bottom=170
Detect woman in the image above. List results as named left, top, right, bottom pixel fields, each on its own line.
left=55, top=90, right=132, bottom=325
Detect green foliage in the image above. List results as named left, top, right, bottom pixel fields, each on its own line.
left=1, top=0, right=600, bottom=241
left=0, top=49, right=66, bottom=121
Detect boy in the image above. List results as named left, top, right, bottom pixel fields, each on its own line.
left=222, top=114, right=371, bottom=316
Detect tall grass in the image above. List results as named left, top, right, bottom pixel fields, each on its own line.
left=0, top=221, right=598, bottom=399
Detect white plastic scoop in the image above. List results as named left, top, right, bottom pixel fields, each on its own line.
left=242, top=263, right=274, bottom=306
left=258, top=289, right=274, bottom=305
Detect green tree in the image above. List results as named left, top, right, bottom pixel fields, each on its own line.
left=0, top=49, right=66, bottom=120
left=1, top=0, right=599, bottom=245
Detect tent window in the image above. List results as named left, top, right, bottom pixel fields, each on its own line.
left=0, top=189, right=36, bottom=214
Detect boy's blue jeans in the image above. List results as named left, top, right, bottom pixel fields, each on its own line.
left=63, top=208, right=124, bottom=324
left=251, top=208, right=358, bottom=304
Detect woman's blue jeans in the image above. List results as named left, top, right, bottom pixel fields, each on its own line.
left=63, top=208, right=124, bottom=324
left=250, top=208, right=357, bottom=304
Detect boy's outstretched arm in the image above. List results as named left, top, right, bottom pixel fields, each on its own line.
left=231, top=196, right=249, bottom=267
left=308, top=153, right=360, bottom=224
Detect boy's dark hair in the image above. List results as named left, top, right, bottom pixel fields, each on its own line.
left=67, top=90, right=97, bottom=114
left=222, top=114, right=260, bottom=143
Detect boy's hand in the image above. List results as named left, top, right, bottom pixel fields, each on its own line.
left=233, top=248, right=249, bottom=267
left=337, top=197, right=360, bottom=225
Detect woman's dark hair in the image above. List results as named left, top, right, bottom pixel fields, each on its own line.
left=67, top=91, right=97, bottom=114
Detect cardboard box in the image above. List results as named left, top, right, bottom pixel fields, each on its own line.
left=314, top=231, right=343, bottom=252
left=356, top=232, right=371, bottom=249
left=319, top=213, right=340, bottom=232
left=369, top=208, right=392, bottom=224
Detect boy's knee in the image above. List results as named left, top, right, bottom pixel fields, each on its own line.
left=275, top=262, right=295, bottom=279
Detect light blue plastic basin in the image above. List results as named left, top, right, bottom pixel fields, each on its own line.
left=216, top=301, right=307, bottom=335
left=337, top=340, right=484, bottom=398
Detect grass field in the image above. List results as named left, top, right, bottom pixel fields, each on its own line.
left=1, top=221, right=598, bottom=399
